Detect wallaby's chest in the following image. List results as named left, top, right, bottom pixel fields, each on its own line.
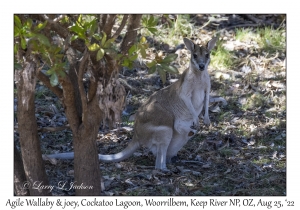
left=180, top=71, right=210, bottom=115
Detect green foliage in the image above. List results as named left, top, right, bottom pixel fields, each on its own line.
left=141, top=15, right=158, bottom=35
left=118, top=37, right=148, bottom=69
left=146, top=52, right=178, bottom=83
left=210, top=40, right=234, bottom=70
left=69, top=14, right=97, bottom=41
left=14, top=15, right=66, bottom=86
left=235, top=27, right=286, bottom=54
left=257, top=27, right=286, bottom=53
left=70, top=15, right=116, bottom=61
left=171, top=15, right=193, bottom=37
left=45, top=62, right=67, bottom=86
left=14, top=15, right=49, bottom=52
left=235, top=28, right=257, bottom=42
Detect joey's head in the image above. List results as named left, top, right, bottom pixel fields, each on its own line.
left=184, top=37, right=218, bottom=71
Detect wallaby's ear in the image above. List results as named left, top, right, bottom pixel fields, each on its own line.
left=207, top=37, right=218, bottom=51
left=183, top=38, right=194, bottom=52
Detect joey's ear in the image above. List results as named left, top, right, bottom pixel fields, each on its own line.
left=207, top=37, right=218, bottom=51
left=183, top=38, right=194, bottom=52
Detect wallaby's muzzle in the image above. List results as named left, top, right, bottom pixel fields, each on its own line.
left=199, top=63, right=205, bottom=71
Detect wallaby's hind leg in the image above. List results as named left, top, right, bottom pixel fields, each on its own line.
left=166, top=132, right=193, bottom=164
left=155, top=142, right=169, bottom=170
left=143, top=125, right=173, bottom=170
left=167, top=119, right=196, bottom=163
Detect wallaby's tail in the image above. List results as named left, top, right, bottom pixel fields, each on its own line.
left=99, top=140, right=139, bottom=162
left=42, top=152, right=75, bottom=160
left=42, top=140, right=140, bottom=162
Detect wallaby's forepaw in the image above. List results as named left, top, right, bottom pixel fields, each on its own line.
left=203, top=117, right=211, bottom=126
left=190, top=121, right=200, bottom=130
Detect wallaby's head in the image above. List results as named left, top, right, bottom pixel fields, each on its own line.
left=183, top=37, right=218, bottom=71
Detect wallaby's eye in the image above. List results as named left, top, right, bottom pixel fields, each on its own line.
left=205, top=53, right=210, bottom=59
left=193, top=54, right=197, bottom=59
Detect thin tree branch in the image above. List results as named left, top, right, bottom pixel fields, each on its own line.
left=59, top=75, right=80, bottom=132
left=87, top=67, right=98, bottom=102
left=99, top=14, right=107, bottom=31
left=78, top=49, right=89, bottom=124
left=103, top=14, right=117, bottom=38
left=244, top=14, right=263, bottom=24
left=29, top=14, right=85, bottom=53
left=53, top=15, right=66, bottom=22
left=37, top=71, right=63, bottom=98
left=41, top=15, right=69, bottom=38
left=112, top=15, right=129, bottom=40
left=121, top=14, right=142, bottom=54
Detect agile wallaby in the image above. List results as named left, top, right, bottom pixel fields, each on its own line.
left=43, top=37, right=218, bottom=170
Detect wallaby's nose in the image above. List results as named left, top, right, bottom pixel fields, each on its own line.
left=199, top=63, right=205, bottom=70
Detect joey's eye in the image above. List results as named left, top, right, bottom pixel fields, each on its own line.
left=193, top=54, right=197, bottom=59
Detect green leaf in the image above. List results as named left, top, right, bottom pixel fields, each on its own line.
left=122, top=59, right=130, bottom=67
left=35, top=21, right=47, bottom=32
left=96, top=48, right=105, bottom=61
left=147, top=27, right=157, bottom=34
left=157, top=65, right=166, bottom=84
left=161, top=54, right=178, bottom=63
left=55, top=62, right=66, bottom=69
left=161, top=64, right=179, bottom=74
left=89, top=19, right=97, bottom=36
left=14, top=43, right=19, bottom=54
left=57, top=70, right=66, bottom=78
left=88, top=43, right=100, bottom=51
left=137, top=42, right=147, bottom=58
left=78, top=33, right=88, bottom=41
left=146, top=60, right=156, bottom=68
left=142, top=16, right=148, bottom=27
left=50, top=72, right=59, bottom=86
left=46, top=67, right=55, bottom=75
left=103, top=38, right=115, bottom=49
left=93, top=33, right=101, bottom=41
left=129, top=53, right=138, bottom=61
left=128, top=44, right=137, bottom=55
left=14, top=15, right=22, bottom=28
left=14, top=26, right=20, bottom=37
left=140, top=46, right=147, bottom=58
left=101, top=32, right=107, bottom=47
left=70, top=24, right=84, bottom=36
left=148, top=65, right=156, bottom=74
left=77, top=14, right=83, bottom=25
left=20, top=36, right=26, bottom=49
left=70, top=35, right=78, bottom=42
left=149, top=15, right=154, bottom=26
left=35, top=34, right=50, bottom=47
left=25, top=19, right=33, bottom=29
left=24, top=31, right=35, bottom=38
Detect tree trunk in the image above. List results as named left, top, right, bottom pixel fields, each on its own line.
left=14, top=144, right=30, bottom=196
left=121, top=14, right=143, bottom=54
left=62, top=49, right=103, bottom=195
left=16, top=60, right=52, bottom=196
left=73, top=97, right=103, bottom=195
